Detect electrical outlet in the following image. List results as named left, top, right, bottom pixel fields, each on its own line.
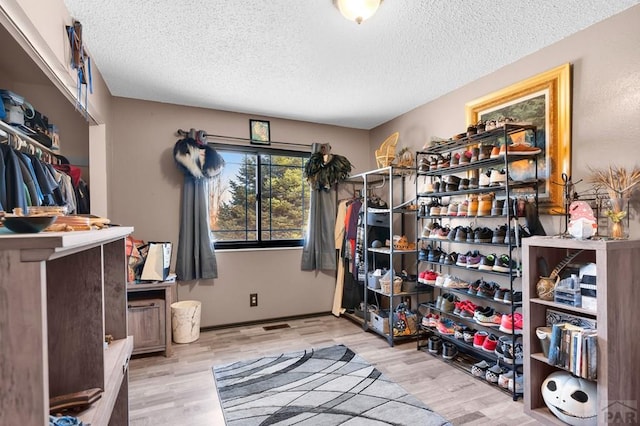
left=250, top=293, right=258, bottom=307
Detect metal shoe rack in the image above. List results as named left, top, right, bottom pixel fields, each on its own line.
left=414, top=124, right=540, bottom=400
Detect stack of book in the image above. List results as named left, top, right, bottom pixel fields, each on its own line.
left=547, top=322, right=597, bottom=380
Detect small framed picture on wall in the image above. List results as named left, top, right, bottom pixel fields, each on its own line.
left=250, top=119, right=270, bottom=145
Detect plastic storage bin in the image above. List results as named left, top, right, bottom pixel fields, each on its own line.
left=171, top=300, right=201, bottom=343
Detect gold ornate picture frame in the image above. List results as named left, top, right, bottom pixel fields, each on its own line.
left=465, top=63, right=572, bottom=214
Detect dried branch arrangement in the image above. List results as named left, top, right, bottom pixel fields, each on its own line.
left=589, top=165, right=640, bottom=198
left=589, top=165, right=640, bottom=238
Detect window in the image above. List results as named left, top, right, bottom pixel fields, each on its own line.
left=210, top=144, right=311, bottom=249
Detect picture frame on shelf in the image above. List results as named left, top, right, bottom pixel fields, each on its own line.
left=465, top=63, right=572, bottom=214
left=249, top=119, right=270, bottom=145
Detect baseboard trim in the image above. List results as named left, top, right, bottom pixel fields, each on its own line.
left=199, top=311, right=333, bottom=331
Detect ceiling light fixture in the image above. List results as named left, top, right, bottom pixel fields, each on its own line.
left=334, top=0, right=382, bottom=24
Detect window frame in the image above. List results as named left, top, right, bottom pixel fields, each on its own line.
left=210, top=143, right=311, bottom=250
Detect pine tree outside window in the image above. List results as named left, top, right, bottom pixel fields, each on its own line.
left=210, top=145, right=311, bottom=249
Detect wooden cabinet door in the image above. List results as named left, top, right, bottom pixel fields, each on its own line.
left=128, top=298, right=165, bottom=353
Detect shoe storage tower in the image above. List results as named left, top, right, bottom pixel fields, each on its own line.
left=414, top=124, right=540, bottom=400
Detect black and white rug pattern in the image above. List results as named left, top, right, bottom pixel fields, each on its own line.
left=213, top=344, right=451, bottom=425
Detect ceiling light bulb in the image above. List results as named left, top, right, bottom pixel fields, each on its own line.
left=335, top=0, right=381, bottom=24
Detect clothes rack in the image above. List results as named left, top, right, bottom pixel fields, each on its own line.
left=0, top=120, right=60, bottom=165
left=176, top=128, right=312, bottom=148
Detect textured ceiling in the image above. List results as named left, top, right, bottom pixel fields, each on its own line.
left=62, top=0, right=639, bottom=129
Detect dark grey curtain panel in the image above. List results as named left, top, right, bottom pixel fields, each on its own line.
left=176, top=178, right=218, bottom=280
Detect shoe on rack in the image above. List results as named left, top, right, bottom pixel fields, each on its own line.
left=491, top=199, right=505, bottom=216
left=482, top=334, right=499, bottom=352
left=428, top=335, right=443, bottom=354
left=498, top=369, right=514, bottom=389
left=475, top=310, right=502, bottom=327
left=473, top=330, right=489, bottom=348
left=447, top=203, right=459, bottom=216
left=479, top=170, right=492, bottom=188
left=499, top=312, right=524, bottom=334
left=493, top=288, right=508, bottom=302
left=423, top=270, right=439, bottom=285
left=471, top=359, right=490, bottom=377
left=478, top=253, right=497, bottom=271
left=427, top=247, right=443, bottom=263
left=460, top=300, right=477, bottom=318
left=438, top=251, right=448, bottom=264
left=477, top=194, right=494, bottom=216
left=444, top=276, right=468, bottom=289
left=458, top=178, right=470, bottom=191
left=508, top=372, right=524, bottom=393
left=493, top=254, right=515, bottom=273
left=450, top=152, right=460, bottom=167
left=492, top=225, right=507, bottom=244
left=436, top=317, right=456, bottom=335
left=489, top=169, right=507, bottom=186
left=467, top=278, right=481, bottom=295
left=489, top=145, right=502, bottom=159
left=500, top=142, right=542, bottom=156
left=474, top=227, right=493, bottom=243
left=442, top=342, right=458, bottom=360
left=486, top=362, right=505, bottom=384
left=463, top=329, right=476, bottom=343
left=477, top=281, right=499, bottom=298
left=456, top=251, right=470, bottom=267
left=503, top=291, right=522, bottom=304
left=478, top=144, right=494, bottom=160
left=440, top=293, right=457, bottom=313
left=435, top=274, right=447, bottom=287
left=443, top=252, right=458, bottom=266
left=455, top=226, right=469, bottom=242
left=466, top=251, right=483, bottom=268
left=467, top=195, right=479, bottom=216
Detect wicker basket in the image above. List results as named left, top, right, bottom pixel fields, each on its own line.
left=380, top=277, right=403, bottom=294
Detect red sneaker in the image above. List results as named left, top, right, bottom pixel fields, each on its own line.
left=482, top=334, right=499, bottom=352
left=473, top=331, right=488, bottom=348
left=499, top=313, right=523, bottom=334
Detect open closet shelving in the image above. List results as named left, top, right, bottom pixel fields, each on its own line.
left=341, top=165, right=431, bottom=347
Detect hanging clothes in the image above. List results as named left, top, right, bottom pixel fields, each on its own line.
left=331, top=199, right=350, bottom=316
left=301, top=143, right=353, bottom=272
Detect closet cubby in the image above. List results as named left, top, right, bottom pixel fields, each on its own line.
left=0, top=227, right=134, bottom=426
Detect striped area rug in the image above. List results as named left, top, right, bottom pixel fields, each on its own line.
left=213, top=344, right=451, bottom=425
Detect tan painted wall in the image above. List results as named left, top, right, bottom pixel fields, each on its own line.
left=370, top=4, right=640, bottom=238
left=109, top=97, right=370, bottom=327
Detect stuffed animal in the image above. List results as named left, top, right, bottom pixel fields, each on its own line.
left=568, top=201, right=597, bottom=239
left=541, top=371, right=597, bottom=425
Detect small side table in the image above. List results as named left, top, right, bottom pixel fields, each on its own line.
left=127, top=281, right=175, bottom=357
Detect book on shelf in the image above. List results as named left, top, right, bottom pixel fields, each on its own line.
left=547, top=322, right=597, bottom=380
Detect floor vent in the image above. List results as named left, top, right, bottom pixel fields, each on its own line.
left=263, top=323, right=290, bottom=331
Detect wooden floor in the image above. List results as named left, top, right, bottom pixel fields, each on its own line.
left=128, top=314, right=538, bottom=425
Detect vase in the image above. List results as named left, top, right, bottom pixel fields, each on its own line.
left=606, top=197, right=629, bottom=239
left=536, top=276, right=558, bottom=301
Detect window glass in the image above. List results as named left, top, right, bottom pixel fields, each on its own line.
left=211, top=146, right=310, bottom=248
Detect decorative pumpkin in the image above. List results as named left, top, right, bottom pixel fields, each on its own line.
left=541, top=371, right=597, bottom=425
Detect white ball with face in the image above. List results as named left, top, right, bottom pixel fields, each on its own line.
left=541, top=371, right=597, bottom=425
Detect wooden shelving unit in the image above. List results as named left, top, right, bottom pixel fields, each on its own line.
left=0, top=227, right=134, bottom=426
left=522, top=236, right=640, bottom=424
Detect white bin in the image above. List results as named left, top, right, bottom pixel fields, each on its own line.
left=171, top=300, right=201, bottom=343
